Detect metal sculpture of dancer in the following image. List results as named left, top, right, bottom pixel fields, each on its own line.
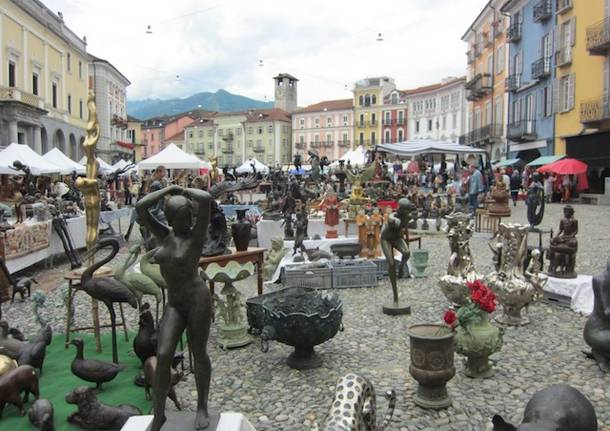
left=381, top=198, right=414, bottom=315
left=526, top=172, right=545, bottom=228
left=136, top=185, right=213, bottom=431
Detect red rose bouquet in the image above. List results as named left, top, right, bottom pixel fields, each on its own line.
left=443, top=280, right=496, bottom=329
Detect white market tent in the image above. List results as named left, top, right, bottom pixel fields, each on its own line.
left=236, top=158, right=269, bottom=175
left=112, top=159, right=137, bottom=175
left=78, top=156, right=116, bottom=175
left=376, top=140, right=487, bottom=157
left=43, top=148, right=86, bottom=175
left=330, top=145, right=368, bottom=167
left=0, top=143, right=61, bottom=175
left=137, top=143, right=208, bottom=171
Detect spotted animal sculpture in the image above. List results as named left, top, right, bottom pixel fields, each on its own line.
left=322, top=373, right=396, bottom=431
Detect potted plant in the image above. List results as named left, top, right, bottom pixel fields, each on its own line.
left=444, top=280, right=503, bottom=378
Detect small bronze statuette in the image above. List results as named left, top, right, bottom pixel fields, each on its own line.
left=547, top=205, right=578, bottom=278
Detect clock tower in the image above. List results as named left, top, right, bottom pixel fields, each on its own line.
left=273, top=73, right=298, bottom=112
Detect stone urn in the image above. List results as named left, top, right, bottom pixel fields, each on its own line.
left=411, top=249, right=429, bottom=278
left=454, top=314, right=503, bottom=378
left=407, top=324, right=455, bottom=409
left=231, top=208, right=251, bottom=251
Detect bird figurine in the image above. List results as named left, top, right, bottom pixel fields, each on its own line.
left=69, top=338, right=125, bottom=390
left=115, top=244, right=162, bottom=322
left=79, top=238, right=138, bottom=363
left=139, top=247, right=166, bottom=306
left=133, top=303, right=157, bottom=387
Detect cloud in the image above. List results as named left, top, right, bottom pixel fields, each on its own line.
left=44, top=0, right=489, bottom=105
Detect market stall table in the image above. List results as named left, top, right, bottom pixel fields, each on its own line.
left=258, top=219, right=358, bottom=250
left=199, top=247, right=266, bottom=296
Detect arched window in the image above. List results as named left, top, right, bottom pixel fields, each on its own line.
left=398, top=129, right=404, bottom=142
left=372, top=95, right=377, bottom=105
left=364, top=94, right=371, bottom=106
left=391, top=93, right=398, bottom=104
left=384, top=130, right=391, bottom=143
left=359, top=95, right=364, bottom=106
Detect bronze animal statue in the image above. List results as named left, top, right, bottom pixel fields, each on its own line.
left=0, top=365, right=39, bottom=417
left=583, top=256, right=610, bottom=372
left=28, top=399, right=54, bottom=431
left=66, top=386, right=141, bottom=430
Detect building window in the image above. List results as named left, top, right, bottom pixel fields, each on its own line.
left=384, top=130, right=390, bottom=143
left=359, top=132, right=364, bottom=145
left=52, top=82, right=58, bottom=108
left=342, top=133, right=348, bottom=143
left=559, top=74, right=575, bottom=112
left=32, top=73, right=39, bottom=95
left=268, top=125, right=273, bottom=133
left=326, top=133, right=332, bottom=143
left=364, top=94, right=371, bottom=106
left=257, top=127, right=263, bottom=134
left=199, top=130, right=204, bottom=138
left=189, top=131, right=194, bottom=138
left=452, top=113, right=457, bottom=128
left=314, top=134, right=319, bottom=143
left=442, top=116, right=446, bottom=130
left=67, top=94, right=72, bottom=114
left=79, top=61, right=83, bottom=79
left=327, top=116, right=332, bottom=126
left=236, top=128, right=242, bottom=135
left=428, top=119, right=433, bottom=131
left=543, top=86, right=552, bottom=117
left=371, top=132, right=376, bottom=145
left=391, top=93, right=398, bottom=104
left=359, top=95, right=363, bottom=106
left=314, top=117, right=320, bottom=127
left=371, top=113, right=376, bottom=125
left=398, top=110, right=404, bottom=124
left=415, top=121, right=420, bottom=133
left=247, top=127, right=253, bottom=134
left=343, top=115, right=348, bottom=125
left=372, top=95, right=377, bottom=105
left=67, top=53, right=71, bottom=72
left=8, top=61, right=16, bottom=87
left=299, top=136, right=304, bottom=144
left=398, top=129, right=404, bottom=141
left=79, top=99, right=83, bottom=119
left=359, top=114, right=364, bottom=126
left=384, top=111, right=391, bottom=124
left=208, top=129, right=214, bottom=137
left=299, top=118, right=305, bottom=128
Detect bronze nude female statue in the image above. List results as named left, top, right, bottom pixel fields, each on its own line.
left=548, top=205, right=578, bottom=278
left=136, top=185, right=212, bottom=430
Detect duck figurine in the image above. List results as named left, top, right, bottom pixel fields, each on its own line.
left=133, top=303, right=157, bottom=366
left=69, top=338, right=125, bottom=390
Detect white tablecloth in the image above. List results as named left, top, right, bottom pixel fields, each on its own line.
left=48, top=216, right=87, bottom=255
left=544, top=274, right=594, bottom=315
left=257, top=219, right=358, bottom=250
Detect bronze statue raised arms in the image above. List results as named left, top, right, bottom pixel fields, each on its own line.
left=136, top=185, right=213, bottom=431
left=548, top=205, right=578, bottom=278
left=381, top=198, right=414, bottom=315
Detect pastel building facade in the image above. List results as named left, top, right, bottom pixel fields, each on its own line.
left=462, top=0, right=510, bottom=160
left=406, top=77, right=467, bottom=144
left=0, top=0, right=89, bottom=159
left=292, top=99, right=353, bottom=160
left=502, top=0, right=556, bottom=161
left=381, top=89, right=408, bottom=144
left=352, top=76, right=396, bottom=148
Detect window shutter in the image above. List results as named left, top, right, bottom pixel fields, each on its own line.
left=554, top=26, right=561, bottom=53
left=567, top=74, right=575, bottom=111
left=552, top=80, right=560, bottom=113
left=570, top=17, right=577, bottom=47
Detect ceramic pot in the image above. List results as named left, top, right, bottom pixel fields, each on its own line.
left=412, top=249, right=429, bottom=278
left=454, top=313, right=503, bottom=378
left=231, top=209, right=250, bottom=252
left=407, top=324, right=455, bottom=409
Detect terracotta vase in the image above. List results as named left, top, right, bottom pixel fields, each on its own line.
left=454, top=313, right=503, bottom=378
left=407, top=324, right=455, bottom=409
left=231, top=209, right=251, bottom=252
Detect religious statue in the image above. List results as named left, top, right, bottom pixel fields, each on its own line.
left=318, top=184, right=339, bottom=239
left=488, top=174, right=511, bottom=217
left=136, top=185, right=213, bottom=431
left=282, top=214, right=294, bottom=240
left=547, top=205, right=579, bottom=278
left=526, top=172, right=545, bottom=227
left=343, top=162, right=376, bottom=218
left=356, top=208, right=369, bottom=258
left=293, top=212, right=307, bottom=257
left=486, top=223, right=542, bottom=326
left=381, top=198, right=414, bottom=315
left=439, top=212, right=480, bottom=306
left=208, top=156, right=218, bottom=187
left=584, top=256, right=610, bottom=373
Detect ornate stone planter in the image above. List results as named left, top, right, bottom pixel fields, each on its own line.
left=407, top=324, right=455, bottom=409
left=411, top=249, right=429, bottom=278
left=455, top=314, right=503, bottom=378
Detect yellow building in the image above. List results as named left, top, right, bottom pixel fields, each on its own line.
left=352, top=77, right=396, bottom=148
left=555, top=0, right=610, bottom=189
left=0, top=0, right=89, bottom=159
left=127, top=116, right=143, bottom=162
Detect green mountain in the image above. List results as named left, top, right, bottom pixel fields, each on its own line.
left=127, top=89, right=273, bottom=120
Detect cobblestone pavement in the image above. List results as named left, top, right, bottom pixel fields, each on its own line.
left=3, top=202, right=610, bottom=430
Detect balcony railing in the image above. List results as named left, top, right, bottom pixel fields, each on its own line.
left=556, top=0, right=572, bottom=15
left=111, top=114, right=129, bottom=129
left=356, top=122, right=367, bottom=128
left=323, top=141, right=334, bottom=148
left=506, top=22, right=522, bottom=42
left=370, top=120, right=377, bottom=126
left=310, top=141, right=321, bottom=148
left=587, top=17, right=610, bottom=55
left=222, top=133, right=234, bottom=141
left=253, top=146, right=265, bottom=153
left=532, top=57, right=551, bottom=80
left=382, top=119, right=393, bottom=126
left=507, top=120, right=537, bottom=141
left=0, top=86, right=46, bottom=110
left=465, top=73, right=493, bottom=101
left=465, top=123, right=503, bottom=145
left=295, top=142, right=306, bottom=149
left=338, top=140, right=351, bottom=147
left=581, top=97, right=610, bottom=126
left=533, top=0, right=552, bottom=22
left=556, top=47, right=572, bottom=67
left=396, top=118, right=405, bottom=125
left=222, top=146, right=234, bottom=154
left=506, top=74, right=522, bottom=92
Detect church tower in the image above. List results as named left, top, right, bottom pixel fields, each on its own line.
left=273, top=73, right=298, bottom=112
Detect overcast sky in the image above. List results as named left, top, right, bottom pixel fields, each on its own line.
left=45, top=0, right=488, bottom=105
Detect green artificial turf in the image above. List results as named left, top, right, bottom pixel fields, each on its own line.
left=0, top=332, right=151, bottom=431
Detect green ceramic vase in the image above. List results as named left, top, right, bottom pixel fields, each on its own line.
left=411, top=249, right=429, bottom=278
left=454, top=313, right=502, bottom=378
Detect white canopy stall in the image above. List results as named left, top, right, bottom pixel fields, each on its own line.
left=43, top=148, right=86, bottom=175
left=376, top=140, right=487, bottom=157
left=0, top=143, right=61, bottom=175
left=78, top=156, right=116, bottom=175
left=236, top=158, right=269, bottom=175
left=112, top=159, right=136, bottom=175
left=137, top=143, right=208, bottom=171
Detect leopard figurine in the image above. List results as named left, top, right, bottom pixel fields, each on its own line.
left=323, top=373, right=396, bottom=431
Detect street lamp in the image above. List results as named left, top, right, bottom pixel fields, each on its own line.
left=376, top=33, right=383, bottom=42
left=146, top=25, right=153, bottom=34
left=258, top=59, right=264, bottom=67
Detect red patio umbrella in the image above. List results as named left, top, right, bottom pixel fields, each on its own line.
left=537, top=158, right=589, bottom=190
left=537, top=158, right=588, bottom=175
